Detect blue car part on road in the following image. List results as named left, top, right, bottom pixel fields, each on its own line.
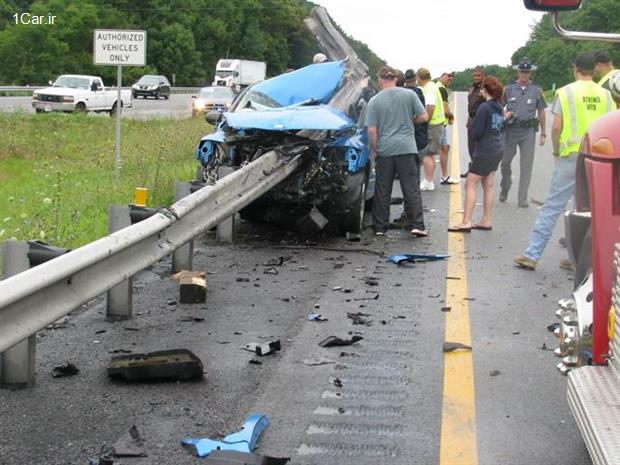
left=182, top=414, right=269, bottom=458
left=387, top=254, right=450, bottom=265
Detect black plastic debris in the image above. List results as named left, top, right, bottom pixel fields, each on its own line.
left=442, top=342, right=472, bottom=352
left=203, top=450, right=290, bottom=465
left=347, top=312, right=372, bottom=326
left=107, top=349, right=204, bottom=382
left=331, top=377, right=343, bottom=388
left=249, top=359, right=263, bottom=365
left=236, top=277, right=250, bottom=282
left=363, top=277, right=379, bottom=286
left=244, top=340, right=281, bottom=356
left=441, top=307, right=452, bottom=312
left=112, top=425, right=147, bottom=457
left=490, top=370, right=502, bottom=377
left=52, top=362, right=79, bottom=378
left=319, top=335, right=364, bottom=347
left=547, top=322, right=560, bottom=333
left=179, top=316, right=206, bottom=323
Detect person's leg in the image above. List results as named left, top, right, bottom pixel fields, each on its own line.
left=523, top=157, right=577, bottom=261
left=500, top=129, right=518, bottom=199
left=372, top=156, right=396, bottom=233
left=440, top=124, right=450, bottom=178
left=423, top=152, right=436, bottom=183
left=517, top=130, right=537, bottom=207
left=461, top=173, right=482, bottom=226
left=396, top=154, right=425, bottom=231
left=466, top=118, right=475, bottom=159
left=479, top=172, right=496, bottom=227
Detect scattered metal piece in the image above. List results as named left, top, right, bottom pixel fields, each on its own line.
left=442, top=342, right=472, bottom=352
left=463, top=297, right=476, bottom=302
left=319, top=335, right=363, bottom=347
left=303, top=357, right=335, bottom=366
left=263, top=267, right=279, bottom=275
left=244, top=340, right=281, bottom=356
left=392, top=315, right=406, bottom=319
left=123, top=327, right=140, bottom=331
left=490, top=370, right=502, bottom=377
left=203, top=450, right=290, bottom=465
left=112, top=425, right=147, bottom=457
left=95, top=329, right=107, bottom=334
left=347, top=312, right=372, bottom=326
left=52, top=362, right=79, bottom=378
left=441, top=307, right=452, bottom=312
left=446, top=276, right=461, bottom=280
left=182, top=414, right=269, bottom=458
left=512, top=331, right=521, bottom=335
left=307, top=313, right=328, bottom=322
left=107, top=349, right=204, bottom=382
left=332, top=286, right=343, bottom=291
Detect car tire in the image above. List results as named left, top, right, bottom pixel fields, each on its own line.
left=155, top=90, right=160, bottom=100
left=132, top=92, right=137, bottom=99
left=110, top=101, right=122, bottom=117
left=35, top=109, right=44, bottom=114
left=75, top=102, right=87, bottom=114
left=342, top=178, right=367, bottom=240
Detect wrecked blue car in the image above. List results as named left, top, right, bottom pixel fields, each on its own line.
left=195, top=60, right=374, bottom=238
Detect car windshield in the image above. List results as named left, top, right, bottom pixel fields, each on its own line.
left=216, top=70, right=234, bottom=78
left=234, top=88, right=281, bottom=111
left=53, top=76, right=91, bottom=89
left=199, top=88, right=234, bottom=99
left=137, top=76, right=161, bottom=85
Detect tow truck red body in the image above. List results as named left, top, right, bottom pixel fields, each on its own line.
left=524, top=1, right=620, bottom=463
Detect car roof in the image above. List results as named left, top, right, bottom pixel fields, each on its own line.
left=59, top=75, right=100, bottom=80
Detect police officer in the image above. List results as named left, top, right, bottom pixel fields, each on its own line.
left=514, top=52, right=616, bottom=270
left=499, top=58, right=547, bottom=208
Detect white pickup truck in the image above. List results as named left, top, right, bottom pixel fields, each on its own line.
left=32, top=74, right=132, bottom=116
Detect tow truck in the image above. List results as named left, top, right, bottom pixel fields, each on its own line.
left=524, top=1, right=620, bottom=464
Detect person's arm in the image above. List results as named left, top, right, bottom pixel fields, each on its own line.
left=472, top=105, right=487, bottom=140
left=367, top=126, right=378, bottom=159
left=444, top=101, right=454, bottom=123
left=551, top=112, right=562, bottom=158
left=426, top=104, right=435, bottom=121
left=415, top=111, right=429, bottom=124
left=538, top=108, right=547, bottom=146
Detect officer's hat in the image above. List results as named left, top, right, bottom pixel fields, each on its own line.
left=513, top=58, right=537, bottom=72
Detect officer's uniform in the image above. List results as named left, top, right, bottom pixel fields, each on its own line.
left=500, top=60, right=547, bottom=207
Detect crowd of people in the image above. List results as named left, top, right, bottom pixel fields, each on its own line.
left=364, top=50, right=618, bottom=271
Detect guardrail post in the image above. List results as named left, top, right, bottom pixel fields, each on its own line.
left=1, top=241, right=36, bottom=388
left=106, top=205, right=133, bottom=320
left=172, top=182, right=194, bottom=272
left=217, top=166, right=236, bottom=243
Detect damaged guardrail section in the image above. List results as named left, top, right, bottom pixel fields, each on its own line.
left=0, top=151, right=302, bottom=354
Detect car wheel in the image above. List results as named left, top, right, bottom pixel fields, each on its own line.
left=132, top=92, right=137, bottom=99
left=110, top=101, right=122, bottom=117
left=35, top=109, right=44, bottom=114
left=75, top=102, right=87, bottom=114
left=343, top=179, right=367, bottom=241
left=155, top=90, right=160, bottom=100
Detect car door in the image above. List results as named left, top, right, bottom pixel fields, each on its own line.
left=89, top=78, right=107, bottom=109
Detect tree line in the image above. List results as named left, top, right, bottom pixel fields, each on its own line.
left=0, top=0, right=384, bottom=86
left=453, top=0, right=620, bottom=92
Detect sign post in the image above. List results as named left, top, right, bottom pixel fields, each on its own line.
left=94, top=29, right=147, bottom=186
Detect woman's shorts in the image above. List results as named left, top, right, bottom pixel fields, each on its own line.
left=469, top=156, right=501, bottom=177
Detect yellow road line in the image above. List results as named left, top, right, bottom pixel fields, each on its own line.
left=439, top=99, right=478, bottom=465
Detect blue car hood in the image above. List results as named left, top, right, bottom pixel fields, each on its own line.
left=224, top=105, right=356, bottom=132
left=250, top=61, right=344, bottom=107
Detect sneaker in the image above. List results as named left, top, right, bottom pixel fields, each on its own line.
left=518, top=202, right=529, bottom=208
left=420, top=179, right=435, bottom=191
left=411, top=228, right=428, bottom=237
left=440, top=176, right=460, bottom=185
left=559, top=259, right=576, bottom=271
left=374, top=230, right=386, bottom=237
left=514, top=255, right=537, bottom=270
left=499, top=191, right=508, bottom=202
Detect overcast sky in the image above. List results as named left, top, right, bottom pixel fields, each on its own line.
left=313, top=0, right=545, bottom=76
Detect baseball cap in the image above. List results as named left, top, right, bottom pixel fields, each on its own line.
left=377, top=65, right=397, bottom=80
left=594, top=50, right=612, bottom=64
left=574, top=52, right=596, bottom=72
left=404, top=69, right=416, bottom=81
left=417, top=68, right=431, bottom=80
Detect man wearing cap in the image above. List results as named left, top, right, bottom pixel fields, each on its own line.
left=366, top=65, right=429, bottom=237
left=404, top=69, right=428, bottom=155
left=436, top=72, right=458, bottom=185
left=593, top=50, right=620, bottom=104
left=417, top=68, right=451, bottom=190
left=514, top=52, right=616, bottom=270
left=463, top=68, right=486, bottom=177
left=499, top=58, right=547, bottom=208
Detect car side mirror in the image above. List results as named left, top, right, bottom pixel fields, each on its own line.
left=523, top=0, right=581, bottom=11
left=206, top=111, right=223, bottom=125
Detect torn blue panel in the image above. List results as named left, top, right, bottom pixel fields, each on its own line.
left=224, top=106, right=355, bottom=132
left=330, top=128, right=370, bottom=173
left=387, top=254, right=449, bottom=265
left=196, top=130, right=225, bottom=164
left=251, top=61, right=344, bottom=107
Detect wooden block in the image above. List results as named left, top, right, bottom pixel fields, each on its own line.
left=173, top=271, right=207, bottom=304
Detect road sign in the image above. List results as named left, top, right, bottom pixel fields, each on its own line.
left=93, top=29, right=146, bottom=66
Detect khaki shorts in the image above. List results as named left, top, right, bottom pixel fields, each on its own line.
left=424, top=124, right=444, bottom=155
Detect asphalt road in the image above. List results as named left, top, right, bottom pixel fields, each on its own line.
left=0, top=94, right=195, bottom=119
left=0, top=93, right=592, bottom=465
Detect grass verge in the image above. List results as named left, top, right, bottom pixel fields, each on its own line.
left=0, top=113, right=210, bottom=250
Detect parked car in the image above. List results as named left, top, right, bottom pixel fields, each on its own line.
left=195, top=61, right=374, bottom=239
left=132, top=75, right=170, bottom=99
left=192, top=86, right=235, bottom=117
left=31, top=74, right=132, bottom=116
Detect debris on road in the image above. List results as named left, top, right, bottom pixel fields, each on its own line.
left=353, top=294, right=380, bottom=302
left=244, top=340, right=281, bottom=356
left=51, top=362, right=79, bottom=378
left=443, top=342, right=472, bottom=352
left=332, top=286, right=343, bottom=291
left=303, top=357, right=336, bottom=366
left=387, top=253, right=449, bottom=265
left=179, top=316, right=206, bottom=323
left=307, top=313, right=328, bottom=322
left=490, top=370, right=502, bottom=377
left=182, top=413, right=269, bottom=458
left=363, top=277, right=379, bottom=286
left=88, top=454, right=114, bottom=465
left=202, top=450, right=290, bottom=465
left=273, top=245, right=384, bottom=256
left=347, top=312, right=372, bottom=326
left=111, top=425, right=147, bottom=457
left=172, top=270, right=208, bottom=304
left=236, top=277, right=250, bottom=282
left=441, top=307, right=452, bottom=312
left=249, top=359, right=263, bottom=365
left=547, top=322, right=560, bottom=333
left=107, top=349, right=204, bottom=382
left=263, top=256, right=290, bottom=267
left=319, top=335, right=364, bottom=347
left=263, top=267, right=279, bottom=275
left=330, top=377, right=343, bottom=388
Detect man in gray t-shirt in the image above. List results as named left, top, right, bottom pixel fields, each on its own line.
left=366, top=66, right=429, bottom=236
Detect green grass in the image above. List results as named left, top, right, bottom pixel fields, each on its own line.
left=0, top=113, right=211, bottom=249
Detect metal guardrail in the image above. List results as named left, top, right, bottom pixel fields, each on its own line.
left=0, top=151, right=302, bottom=353
left=0, top=86, right=202, bottom=96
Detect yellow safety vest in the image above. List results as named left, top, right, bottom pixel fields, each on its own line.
left=598, top=69, right=619, bottom=89
left=557, top=80, right=615, bottom=157
left=422, top=81, right=446, bottom=125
